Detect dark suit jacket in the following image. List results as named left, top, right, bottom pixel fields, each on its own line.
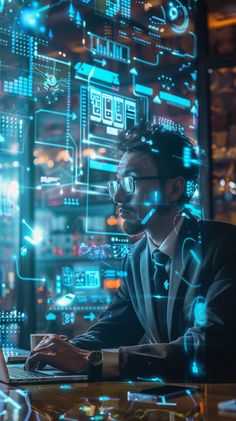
left=71, top=214, right=236, bottom=382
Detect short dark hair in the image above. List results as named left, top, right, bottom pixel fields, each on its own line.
left=117, top=122, right=199, bottom=204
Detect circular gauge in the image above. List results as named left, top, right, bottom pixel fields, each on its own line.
left=46, top=74, right=57, bottom=87
left=168, top=0, right=189, bottom=33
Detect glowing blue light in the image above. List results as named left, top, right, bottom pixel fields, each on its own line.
left=137, top=376, right=164, bottom=383
left=83, top=312, right=96, bottom=322
left=164, top=280, right=169, bottom=290
left=24, top=225, right=43, bottom=246
left=46, top=312, right=57, bottom=321
left=194, top=301, right=206, bottom=326
left=69, top=2, right=75, bottom=19
left=192, top=361, right=199, bottom=374
left=141, top=208, right=156, bottom=225
left=169, top=6, right=178, bottom=20
left=20, top=8, right=38, bottom=28
left=189, top=249, right=201, bottom=265
left=0, top=0, right=5, bottom=14
left=98, top=396, right=110, bottom=401
left=183, top=146, right=191, bottom=168
left=20, top=246, right=27, bottom=257
left=56, top=293, right=76, bottom=307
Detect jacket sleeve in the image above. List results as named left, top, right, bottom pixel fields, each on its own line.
left=119, top=245, right=236, bottom=382
left=70, top=258, right=144, bottom=351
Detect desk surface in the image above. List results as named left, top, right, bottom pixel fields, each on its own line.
left=0, top=381, right=235, bottom=420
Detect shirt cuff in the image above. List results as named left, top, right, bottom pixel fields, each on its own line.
left=102, top=349, right=120, bottom=378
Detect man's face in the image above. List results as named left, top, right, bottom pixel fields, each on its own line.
left=113, top=151, right=167, bottom=235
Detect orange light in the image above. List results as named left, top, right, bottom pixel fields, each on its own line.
left=107, top=216, right=118, bottom=226
left=98, top=147, right=106, bottom=154
left=37, top=298, right=43, bottom=304
left=104, top=279, right=121, bottom=289
left=200, top=402, right=204, bottom=415
left=144, top=3, right=152, bottom=12
left=82, top=148, right=96, bottom=158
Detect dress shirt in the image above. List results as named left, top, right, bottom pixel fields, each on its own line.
left=102, top=217, right=183, bottom=378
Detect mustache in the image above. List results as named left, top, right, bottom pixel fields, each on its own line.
left=116, top=205, right=133, bottom=215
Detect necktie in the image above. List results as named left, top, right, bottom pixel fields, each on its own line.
left=152, top=250, right=170, bottom=342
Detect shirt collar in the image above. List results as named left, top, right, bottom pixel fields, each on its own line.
left=147, top=216, right=184, bottom=258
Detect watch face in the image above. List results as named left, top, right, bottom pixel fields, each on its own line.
left=89, top=351, right=103, bottom=365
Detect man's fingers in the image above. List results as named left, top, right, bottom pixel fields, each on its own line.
left=34, top=335, right=67, bottom=351
left=31, top=342, right=56, bottom=355
left=37, top=360, right=47, bottom=370
left=34, top=336, right=54, bottom=350
left=24, top=352, right=56, bottom=371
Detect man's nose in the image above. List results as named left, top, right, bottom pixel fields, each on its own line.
left=113, top=184, right=129, bottom=204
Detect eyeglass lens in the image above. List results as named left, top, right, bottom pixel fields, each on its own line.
left=108, top=176, right=134, bottom=197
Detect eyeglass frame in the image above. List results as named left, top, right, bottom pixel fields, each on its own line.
left=107, top=175, right=169, bottom=198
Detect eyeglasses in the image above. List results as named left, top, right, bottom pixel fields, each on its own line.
left=107, top=175, right=167, bottom=198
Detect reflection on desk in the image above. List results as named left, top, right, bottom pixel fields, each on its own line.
left=0, top=381, right=235, bottom=420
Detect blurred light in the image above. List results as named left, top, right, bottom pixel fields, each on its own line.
left=8, top=180, right=19, bottom=199
left=229, top=180, right=236, bottom=195
left=107, top=216, right=118, bottom=226
left=104, top=279, right=121, bottom=289
left=192, top=188, right=199, bottom=199
left=20, top=246, right=27, bottom=257
left=194, top=301, right=206, bottom=326
left=98, top=147, right=106, bottom=154
left=56, top=150, right=70, bottom=162
left=20, top=8, right=38, bottom=28
left=8, top=272, right=15, bottom=288
left=98, top=396, right=110, bottom=401
left=82, top=148, right=96, bottom=158
left=24, top=225, right=43, bottom=246
left=33, top=227, right=43, bottom=242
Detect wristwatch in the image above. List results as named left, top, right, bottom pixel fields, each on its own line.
left=88, top=350, right=103, bottom=380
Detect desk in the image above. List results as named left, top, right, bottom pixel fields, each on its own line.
left=0, top=381, right=235, bottom=420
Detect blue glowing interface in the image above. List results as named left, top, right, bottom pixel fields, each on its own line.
left=0, top=0, right=198, bottom=346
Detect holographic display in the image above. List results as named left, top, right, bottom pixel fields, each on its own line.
left=0, top=0, right=198, bottom=346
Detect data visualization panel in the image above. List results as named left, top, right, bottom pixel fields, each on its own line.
left=0, top=0, right=198, bottom=345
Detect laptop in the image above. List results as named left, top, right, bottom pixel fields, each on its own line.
left=0, top=347, right=88, bottom=384
left=3, top=347, right=30, bottom=363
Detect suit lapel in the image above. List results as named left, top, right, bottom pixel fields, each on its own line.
left=139, top=242, right=161, bottom=343
left=167, top=214, right=200, bottom=340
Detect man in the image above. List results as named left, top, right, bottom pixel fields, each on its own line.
left=25, top=124, right=236, bottom=382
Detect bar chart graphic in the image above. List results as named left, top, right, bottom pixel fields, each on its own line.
left=89, top=32, right=130, bottom=64
left=3, top=74, right=33, bottom=96
left=95, top=0, right=131, bottom=19
left=3, top=36, right=34, bottom=97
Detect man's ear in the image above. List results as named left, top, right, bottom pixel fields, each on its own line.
left=166, top=176, right=186, bottom=204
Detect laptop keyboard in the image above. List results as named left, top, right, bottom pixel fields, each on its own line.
left=8, top=366, right=48, bottom=379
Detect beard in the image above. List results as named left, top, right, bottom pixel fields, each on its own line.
left=122, top=220, right=144, bottom=236
left=121, top=202, right=174, bottom=236
left=117, top=206, right=144, bottom=236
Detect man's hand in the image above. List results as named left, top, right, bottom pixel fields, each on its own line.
left=24, top=334, right=90, bottom=373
